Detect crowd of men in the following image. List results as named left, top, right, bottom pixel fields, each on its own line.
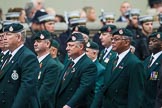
left=0, top=0, right=162, bottom=108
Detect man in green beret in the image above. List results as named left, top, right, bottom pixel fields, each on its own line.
left=102, top=28, right=145, bottom=108
left=33, top=30, right=61, bottom=108
left=50, top=39, right=64, bottom=71
left=0, top=22, right=10, bottom=66
left=142, top=32, right=162, bottom=108
left=0, top=23, right=40, bottom=108
left=155, top=63, right=162, bottom=108
left=98, top=24, right=117, bottom=67
left=72, top=26, right=90, bottom=43
left=54, top=33, right=97, bottom=108
left=85, top=41, right=105, bottom=108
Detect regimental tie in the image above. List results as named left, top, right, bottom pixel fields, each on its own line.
left=62, top=60, right=74, bottom=82
left=148, top=56, right=154, bottom=68
left=112, top=56, right=119, bottom=71
left=0, top=54, right=12, bottom=70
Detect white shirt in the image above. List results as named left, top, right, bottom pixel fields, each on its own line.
left=10, top=44, right=24, bottom=61
left=1, top=50, right=9, bottom=55
left=150, top=51, right=162, bottom=66
left=103, top=46, right=112, bottom=59
left=38, top=53, right=49, bottom=63
left=72, top=53, right=85, bottom=67
left=116, top=48, right=130, bottom=67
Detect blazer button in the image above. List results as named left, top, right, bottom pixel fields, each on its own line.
left=115, top=89, right=118, bottom=93
left=7, top=80, right=10, bottom=83
left=1, top=91, right=5, bottom=95
left=2, top=100, right=6, bottom=104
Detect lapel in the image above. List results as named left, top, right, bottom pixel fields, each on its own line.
left=105, top=52, right=131, bottom=88
left=147, top=54, right=162, bottom=79
left=38, top=54, right=51, bottom=80
left=58, top=55, right=86, bottom=95
left=98, top=50, right=104, bottom=62
left=0, top=46, right=24, bottom=80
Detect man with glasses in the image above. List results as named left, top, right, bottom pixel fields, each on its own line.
left=102, top=28, right=145, bottom=108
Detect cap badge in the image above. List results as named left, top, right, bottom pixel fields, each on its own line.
left=119, top=29, right=123, bottom=34
left=157, top=34, right=160, bottom=38
left=9, top=26, right=13, bottom=32
left=74, top=26, right=78, bottom=31
left=107, top=27, right=111, bottom=32
left=40, top=34, right=45, bottom=39
left=86, top=42, right=90, bottom=47
left=72, top=36, right=76, bottom=41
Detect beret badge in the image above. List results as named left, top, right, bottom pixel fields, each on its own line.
left=40, top=34, right=45, bottom=39
left=9, top=26, right=13, bottom=32
left=72, top=36, right=76, bottom=41
left=119, top=29, right=123, bottom=35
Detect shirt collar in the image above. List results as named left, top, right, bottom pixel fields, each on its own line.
left=1, top=50, right=9, bottom=55
left=10, top=44, right=24, bottom=60
left=116, top=48, right=130, bottom=66
left=72, top=53, right=85, bottom=65
left=38, top=53, right=50, bottom=63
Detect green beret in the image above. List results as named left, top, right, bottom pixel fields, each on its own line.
left=67, top=33, right=84, bottom=42
left=3, top=23, right=24, bottom=33
left=112, top=28, right=133, bottom=37
left=73, top=26, right=89, bottom=36
left=99, top=24, right=117, bottom=33
left=86, top=41, right=99, bottom=50
left=149, top=32, right=162, bottom=40
left=51, top=40, right=60, bottom=49
left=34, top=30, right=52, bottom=40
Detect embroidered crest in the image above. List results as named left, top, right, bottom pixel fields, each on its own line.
left=40, top=34, right=44, bottom=39
left=9, top=26, right=13, bottom=32
left=11, top=70, right=19, bottom=80
left=119, top=29, right=123, bottom=35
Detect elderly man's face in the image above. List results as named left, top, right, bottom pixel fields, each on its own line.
left=66, top=41, right=83, bottom=59
left=111, top=35, right=128, bottom=54
left=3, top=32, right=19, bottom=51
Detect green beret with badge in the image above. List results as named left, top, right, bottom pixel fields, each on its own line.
left=112, top=28, right=133, bottom=37
left=51, top=40, right=60, bottom=49
left=67, top=33, right=84, bottom=42
left=3, top=23, right=24, bottom=33
left=86, top=41, right=99, bottom=50
left=34, top=30, right=52, bottom=40
left=99, top=24, right=117, bottom=33
left=73, top=26, right=90, bottom=36
left=149, top=32, right=162, bottom=40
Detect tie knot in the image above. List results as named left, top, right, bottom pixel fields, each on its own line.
left=69, top=60, right=74, bottom=68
